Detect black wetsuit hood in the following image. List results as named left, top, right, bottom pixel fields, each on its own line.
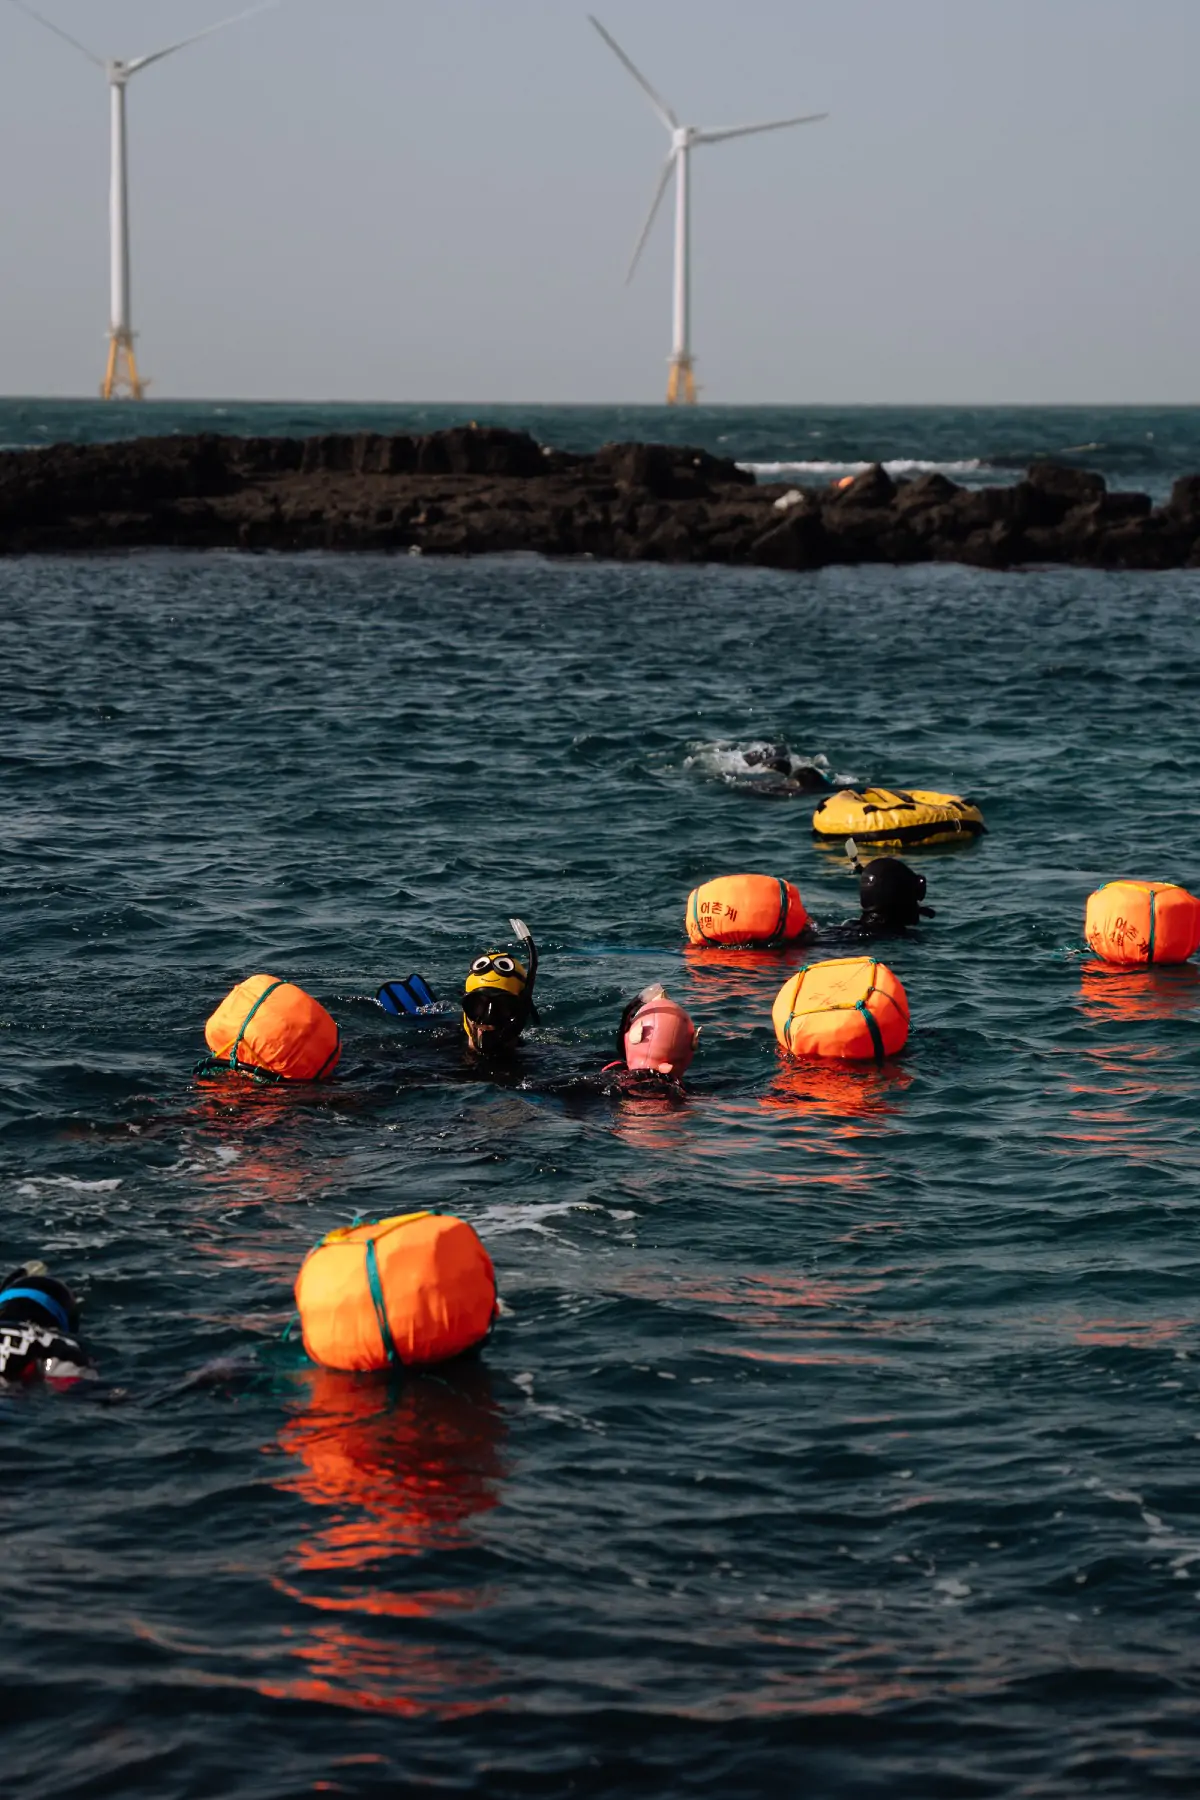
left=858, top=857, right=934, bottom=932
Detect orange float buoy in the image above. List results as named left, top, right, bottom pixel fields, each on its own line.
left=204, top=973, right=341, bottom=1082
left=295, top=1212, right=498, bottom=1372
left=1084, top=880, right=1200, bottom=967
left=772, top=956, right=910, bottom=1061
left=685, top=873, right=808, bottom=948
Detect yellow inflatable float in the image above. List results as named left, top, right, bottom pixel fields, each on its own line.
left=812, top=787, right=985, bottom=849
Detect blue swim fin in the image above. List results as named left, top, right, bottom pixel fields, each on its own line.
left=377, top=974, right=438, bottom=1016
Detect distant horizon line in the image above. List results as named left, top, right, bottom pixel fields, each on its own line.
left=2, top=394, right=1198, bottom=411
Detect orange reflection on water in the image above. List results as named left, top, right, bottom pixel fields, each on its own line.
left=1069, top=1314, right=1190, bottom=1350
left=764, top=1056, right=915, bottom=1125
left=260, top=1363, right=508, bottom=1716
left=610, top=1083, right=696, bottom=1153
left=1036, top=963, right=1200, bottom=1169
left=1078, top=958, right=1200, bottom=1026
left=744, top=1056, right=914, bottom=1193
left=1049, top=982, right=1198, bottom=1169
left=619, top=1265, right=889, bottom=1317
left=1048, top=1070, right=1190, bottom=1168
left=615, top=1265, right=923, bottom=1369
left=682, top=943, right=808, bottom=1034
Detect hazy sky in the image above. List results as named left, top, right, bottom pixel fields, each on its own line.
left=1, top=0, right=1197, bottom=404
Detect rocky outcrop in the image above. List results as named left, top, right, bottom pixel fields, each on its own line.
left=0, top=426, right=1195, bottom=570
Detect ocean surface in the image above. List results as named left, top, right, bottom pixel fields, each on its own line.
left=3, top=402, right=1200, bottom=1799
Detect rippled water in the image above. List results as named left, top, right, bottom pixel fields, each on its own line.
left=4, top=546, right=1200, bottom=1798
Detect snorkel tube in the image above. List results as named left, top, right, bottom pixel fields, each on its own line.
left=508, top=917, right=540, bottom=1026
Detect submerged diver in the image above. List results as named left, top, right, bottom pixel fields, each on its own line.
left=461, top=917, right=540, bottom=1057
left=0, top=1262, right=96, bottom=1388
left=601, top=984, right=698, bottom=1095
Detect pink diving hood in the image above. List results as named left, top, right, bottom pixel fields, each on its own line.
left=623, top=989, right=698, bottom=1081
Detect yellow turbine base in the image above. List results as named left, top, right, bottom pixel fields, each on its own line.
left=666, top=355, right=697, bottom=406
left=102, top=331, right=146, bottom=402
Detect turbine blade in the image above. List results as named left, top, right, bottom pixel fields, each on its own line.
left=124, top=0, right=281, bottom=74
left=588, top=15, right=677, bottom=132
left=627, top=151, right=675, bottom=284
left=5, top=0, right=103, bottom=66
left=694, top=112, right=828, bottom=147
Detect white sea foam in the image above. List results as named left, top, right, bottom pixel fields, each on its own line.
left=15, top=1176, right=123, bottom=1196
left=684, top=739, right=859, bottom=790
left=468, top=1197, right=608, bottom=1239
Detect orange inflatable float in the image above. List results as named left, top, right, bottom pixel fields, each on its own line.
left=1084, top=881, right=1200, bottom=967
left=686, top=874, right=808, bottom=948
left=295, top=1211, right=498, bottom=1372
left=203, top=973, right=341, bottom=1082
left=772, top=957, right=910, bottom=1061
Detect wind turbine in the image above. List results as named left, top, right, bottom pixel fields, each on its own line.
left=589, top=16, right=826, bottom=405
left=7, top=0, right=280, bottom=400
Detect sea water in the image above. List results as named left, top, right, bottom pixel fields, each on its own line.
left=2, top=403, right=1200, bottom=1798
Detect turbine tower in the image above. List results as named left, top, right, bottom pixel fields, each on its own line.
left=7, top=0, right=279, bottom=400
left=589, top=16, right=826, bottom=405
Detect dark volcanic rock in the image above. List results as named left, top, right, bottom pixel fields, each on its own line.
left=893, top=471, right=960, bottom=513
left=827, top=462, right=896, bottom=508
left=957, top=521, right=1024, bottom=569
left=0, top=433, right=237, bottom=529
left=1094, top=516, right=1183, bottom=571
left=415, top=426, right=545, bottom=477
left=593, top=441, right=754, bottom=499
left=906, top=486, right=1012, bottom=545
left=0, top=425, right=1187, bottom=571
left=1025, top=460, right=1106, bottom=506
left=1010, top=480, right=1070, bottom=529
left=750, top=509, right=828, bottom=571
left=1097, top=490, right=1152, bottom=522
left=1162, top=474, right=1200, bottom=528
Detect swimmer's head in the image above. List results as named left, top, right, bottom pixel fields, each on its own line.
left=462, top=923, right=538, bottom=1055
left=0, top=1263, right=80, bottom=1336
left=743, top=744, right=792, bottom=776
left=619, top=985, right=698, bottom=1082
left=858, top=856, right=932, bottom=928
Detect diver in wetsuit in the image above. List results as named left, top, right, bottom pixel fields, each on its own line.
left=378, top=949, right=698, bottom=1106
left=461, top=917, right=540, bottom=1057
left=855, top=854, right=935, bottom=936
left=0, top=1263, right=95, bottom=1388
left=599, top=985, right=698, bottom=1096
left=741, top=745, right=834, bottom=798
left=0, top=1261, right=270, bottom=1405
